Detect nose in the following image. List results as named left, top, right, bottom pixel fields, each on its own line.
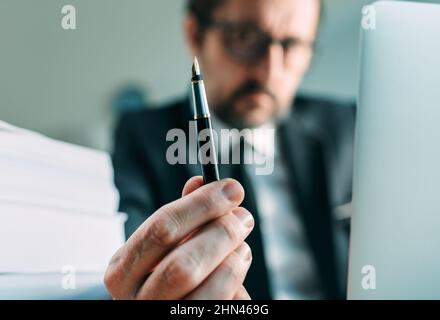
left=251, top=43, right=284, bottom=85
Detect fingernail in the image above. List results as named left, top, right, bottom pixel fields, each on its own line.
left=233, top=209, right=254, bottom=229
left=222, top=180, right=243, bottom=202
left=236, top=243, right=252, bottom=261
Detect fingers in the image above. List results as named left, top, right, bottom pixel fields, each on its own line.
left=184, top=242, right=252, bottom=300
left=182, top=176, right=204, bottom=197
left=233, top=285, right=252, bottom=300
left=135, top=208, right=254, bottom=299
left=104, top=178, right=244, bottom=299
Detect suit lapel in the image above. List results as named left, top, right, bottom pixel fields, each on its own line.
left=177, top=98, right=202, bottom=179
left=278, top=119, right=342, bottom=299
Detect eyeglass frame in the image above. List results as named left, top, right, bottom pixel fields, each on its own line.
left=196, top=17, right=317, bottom=66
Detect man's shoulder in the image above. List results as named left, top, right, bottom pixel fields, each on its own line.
left=293, top=94, right=356, bottom=121
left=117, top=99, right=190, bottom=129
left=293, top=95, right=356, bottom=208
left=292, top=94, right=356, bottom=140
left=113, top=98, right=191, bottom=153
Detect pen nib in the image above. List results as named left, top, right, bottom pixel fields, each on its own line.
left=192, top=56, right=201, bottom=77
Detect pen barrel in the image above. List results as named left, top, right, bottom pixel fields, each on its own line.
left=191, top=81, right=210, bottom=117
left=196, top=116, right=220, bottom=184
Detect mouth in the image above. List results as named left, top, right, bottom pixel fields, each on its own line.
left=239, top=91, right=273, bottom=105
left=245, top=91, right=269, bottom=98
left=235, top=91, right=274, bottom=116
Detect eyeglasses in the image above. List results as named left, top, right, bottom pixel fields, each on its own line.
left=199, top=19, right=316, bottom=66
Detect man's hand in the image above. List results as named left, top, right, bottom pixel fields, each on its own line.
left=104, top=176, right=254, bottom=300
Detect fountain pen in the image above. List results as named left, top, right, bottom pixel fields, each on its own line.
left=191, top=57, right=220, bottom=184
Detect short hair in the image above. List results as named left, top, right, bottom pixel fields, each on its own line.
left=186, top=0, right=323, bottom=26
left=186, top=0, right=224, bottom=24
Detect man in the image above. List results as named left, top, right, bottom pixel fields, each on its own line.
left=105, top=0, right=355, bottom=300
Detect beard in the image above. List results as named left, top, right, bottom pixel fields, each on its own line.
left=212, top=80, right=284, bottom=130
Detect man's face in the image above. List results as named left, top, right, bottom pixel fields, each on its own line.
left=187, top=0, right=320, bottom=129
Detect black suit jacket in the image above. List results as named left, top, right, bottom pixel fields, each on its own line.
left=112, top=95, right=356, bottom=300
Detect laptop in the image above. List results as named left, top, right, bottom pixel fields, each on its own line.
left=347, top=0, right=440, bottom=299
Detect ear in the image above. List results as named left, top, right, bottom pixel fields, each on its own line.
left=183, top=15, right=201, bottom=57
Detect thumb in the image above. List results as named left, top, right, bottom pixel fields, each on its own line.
left=181, top=176, right=204, bottom=197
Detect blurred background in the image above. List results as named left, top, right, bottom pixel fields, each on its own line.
left=0, top=0, right=438, bottom=151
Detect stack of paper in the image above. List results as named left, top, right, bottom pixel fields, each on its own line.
left=0, top=121, right=126, bottom=299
